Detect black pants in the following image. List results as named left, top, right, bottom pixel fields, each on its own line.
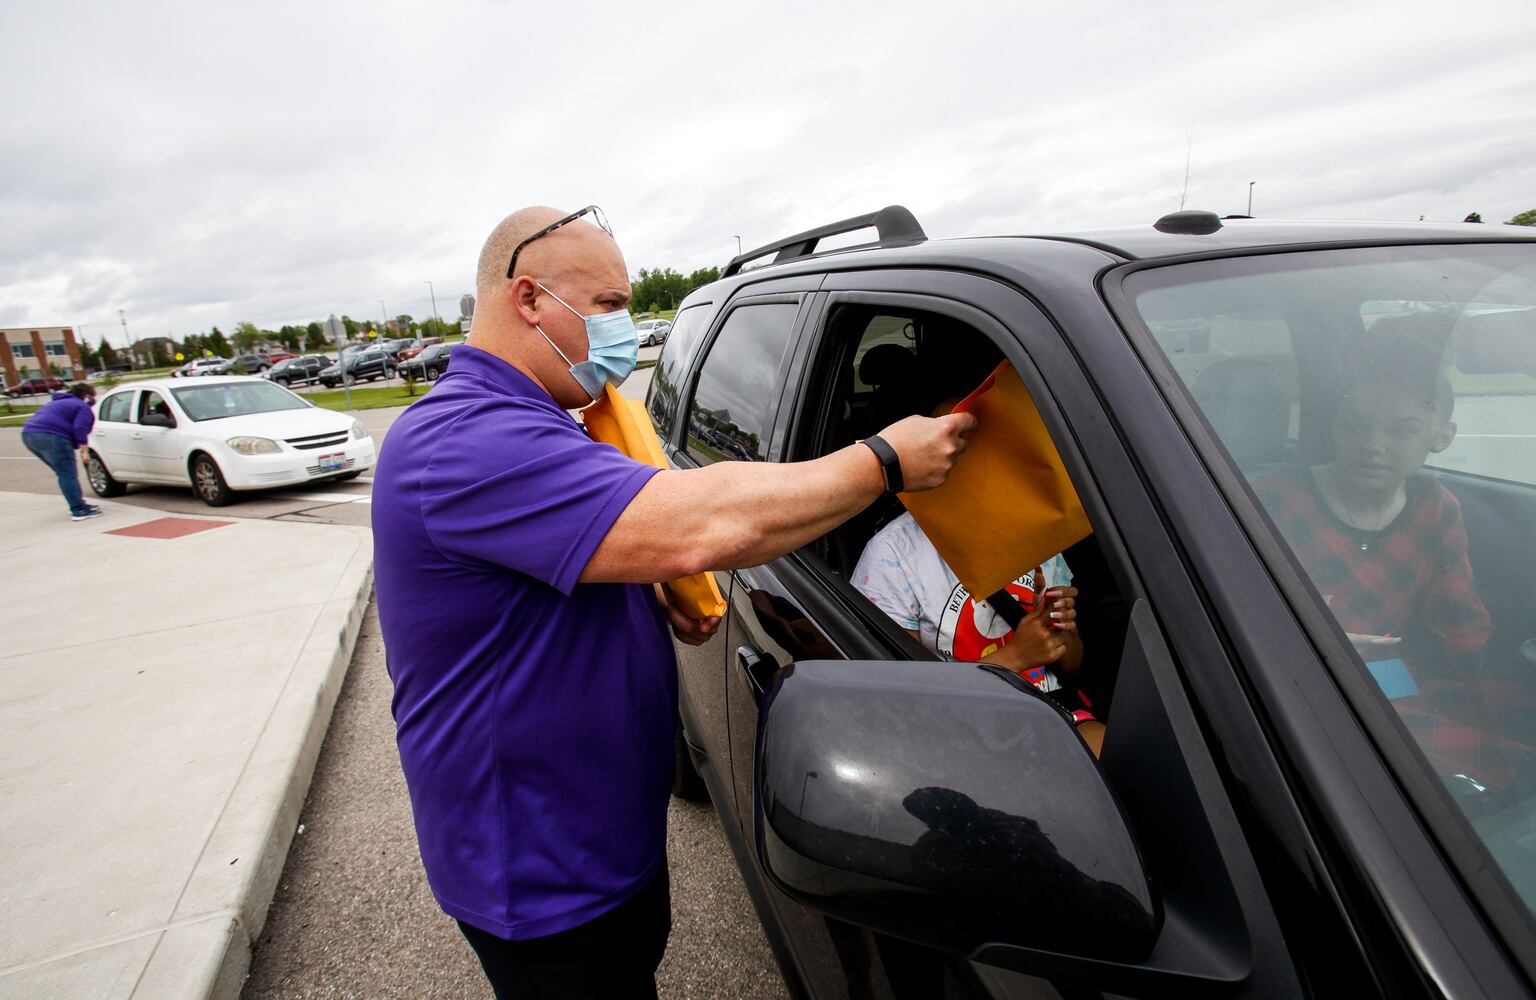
left=458, top=869, right=671, bottom=999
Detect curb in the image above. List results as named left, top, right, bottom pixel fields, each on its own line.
left=136, top=549, right=375, bottom=999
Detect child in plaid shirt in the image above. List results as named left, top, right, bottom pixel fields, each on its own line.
left=1253, top=371, right=1492, bottom=672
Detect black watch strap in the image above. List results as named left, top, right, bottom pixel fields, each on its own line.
left=861, top=434, right=904, bottom=494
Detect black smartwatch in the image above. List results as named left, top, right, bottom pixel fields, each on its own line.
left=860, top=434, right=904, bottom=494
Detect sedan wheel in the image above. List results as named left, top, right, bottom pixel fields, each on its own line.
left=191, top=453, right=234, bottom=507
left=86, top=452, right=127, bottom=498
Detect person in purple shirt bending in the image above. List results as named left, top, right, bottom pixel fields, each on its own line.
left=21, top=382, right=102, bottom=521
left=371, top=205, right=974, bottom=999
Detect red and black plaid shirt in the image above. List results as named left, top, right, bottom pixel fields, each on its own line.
left=1252, top=466, right=1492, bottom=660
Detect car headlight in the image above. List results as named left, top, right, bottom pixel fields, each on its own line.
left=351, top=420, right=370, bottom=441
left=226, top=436, right=281, bottom=455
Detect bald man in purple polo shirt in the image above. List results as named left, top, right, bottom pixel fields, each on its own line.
left=372, top=206, right=974, bottom=998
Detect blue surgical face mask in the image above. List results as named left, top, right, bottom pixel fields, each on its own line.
left=534, top=282, right=639, bottom=400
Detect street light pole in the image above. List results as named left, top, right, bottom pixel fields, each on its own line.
left=1248, top=181, right=1256, bottom=216
left=733, top=235, right=742, bottom=256
left=423, top=281, right=440, bottom=335
left=118, top=309, right=138, bottom=369
left=378, top=300, right=389, bottom=337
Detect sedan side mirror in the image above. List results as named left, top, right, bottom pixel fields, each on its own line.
left=140, top=412, right=175, bottom=428
left=757, top=658, right=1158, bottom=961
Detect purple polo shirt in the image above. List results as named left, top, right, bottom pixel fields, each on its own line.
left=371, top=345, right=676, bottom=940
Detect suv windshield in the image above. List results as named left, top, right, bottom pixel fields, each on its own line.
left=171, top=381, right=311, bottom=421
left=1121, top=243, right=1536, bottom=911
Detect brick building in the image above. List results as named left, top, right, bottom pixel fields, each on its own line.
left=1, top=326, right=84, bottom=385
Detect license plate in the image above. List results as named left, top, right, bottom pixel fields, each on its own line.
left=318, top=452, right=345, bottom=472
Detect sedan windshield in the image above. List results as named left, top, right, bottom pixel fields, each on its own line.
left=1120, top=242, right=1536, bottom=912
left=170, top=381, right=311, bottom=421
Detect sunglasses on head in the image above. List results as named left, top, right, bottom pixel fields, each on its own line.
left=505, top=205, right=613, bottom=279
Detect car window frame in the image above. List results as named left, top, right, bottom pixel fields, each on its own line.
left=678, top=291, right=815, bottom=466
left=98, top=390, right=134, bottom=423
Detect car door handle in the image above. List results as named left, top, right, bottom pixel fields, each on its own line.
left=131, top=432, right=143, bottom=440
left=736, top=645, right=780, bottom=704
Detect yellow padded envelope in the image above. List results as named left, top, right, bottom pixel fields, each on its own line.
left=900, top=360, right=1092, bottom=598
left=582, top=384, right=729, bottom=620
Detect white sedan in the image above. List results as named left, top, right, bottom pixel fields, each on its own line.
left=85, top=376, right=376, bottom=506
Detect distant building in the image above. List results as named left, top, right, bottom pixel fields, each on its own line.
left=1, top=326, right=84, bottom=385
left=135, top=336, right=178, bottom=367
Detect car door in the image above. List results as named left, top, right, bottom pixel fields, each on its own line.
left=128, top=389, right=184, bottom=482
left=92, top=389, right=139, bottom=477
left=713, top=264, right=1344, bottom=1000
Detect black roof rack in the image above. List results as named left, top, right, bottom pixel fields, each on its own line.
left=723, top=205, right=926, bottom=277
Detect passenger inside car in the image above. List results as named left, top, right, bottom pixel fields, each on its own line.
left=853, top=389, right=1105, bottom=756
left=1252, top=355, right=1492, bottom=671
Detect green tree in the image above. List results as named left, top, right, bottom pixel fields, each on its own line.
left=206, top=326, right=231, bottom=357
left=630, top=267, right=689, bottom=313
left=78, top=341, right=98, bottom=371
left=232, top=321, right=263, bottom=353
left=685, top=266, right=721, bottom=293
left=1507, top=209, right=1536, bottom=226
left=97, top=337, right=120, bottom=368
left=341, top=315, right=358, bottom=337
left=305, top=322, right=327, bottom=351
left=147, top=342, right=169, bottom=367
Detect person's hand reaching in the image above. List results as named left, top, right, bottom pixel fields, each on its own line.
left=988, top=568, right=1078, bottom=669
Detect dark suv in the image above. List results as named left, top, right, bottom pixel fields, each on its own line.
left=265, top=354, right=332, bottom=386
left=318, top=348, right=393, bottom=387
left=648, top=207, right=1536, bottom=998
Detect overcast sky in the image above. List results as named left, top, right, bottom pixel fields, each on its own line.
left=4, top=0, right=1533, bottom=348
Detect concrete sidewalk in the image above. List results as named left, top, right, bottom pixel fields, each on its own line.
left=0, top=492, right=373, bottom=999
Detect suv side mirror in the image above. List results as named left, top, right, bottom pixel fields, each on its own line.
left=757, top=658, right=1158, bottom=961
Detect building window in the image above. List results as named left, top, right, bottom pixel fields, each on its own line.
left=45, top=343, right=68, bottom=357
left=11, top=344, right=34, bottom=358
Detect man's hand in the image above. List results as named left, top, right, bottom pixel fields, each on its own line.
left=657, top=584, right=722, bottom=647
left=877, top=412, right=977, bottom=492
left=77, top=445, right=90, bottom=465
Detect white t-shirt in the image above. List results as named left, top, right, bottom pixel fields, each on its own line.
left=852, top=513, right=1070, bottom=684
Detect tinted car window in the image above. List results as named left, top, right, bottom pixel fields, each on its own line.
left=648, top=303, right=714, bottom=436
left=685, top=302, right=799, bottom=465
left=1124, top=244, right=1536, bottom=914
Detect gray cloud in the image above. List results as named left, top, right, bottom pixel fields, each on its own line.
left=4, top=0, right=1533, bottom=345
